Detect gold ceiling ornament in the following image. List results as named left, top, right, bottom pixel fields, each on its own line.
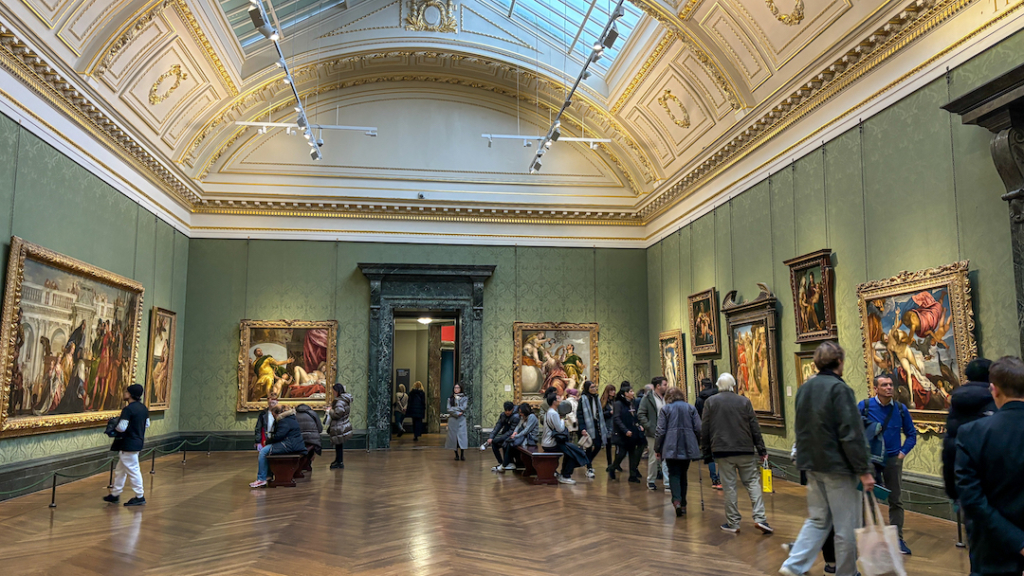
left=658, top=89, right=691, bottom=128
left=611, top=31, right=674, bottom=114
left=92, top=0, right=174, bottom=76
left=149, top=64, right=188, bottom=104
left=405, top=0, right=458, bottom=33
left=765, top=0, right=805, bottom=26
left=0, top=17, right=200, bottom=208
left=678, top=0, right=704, bottom=20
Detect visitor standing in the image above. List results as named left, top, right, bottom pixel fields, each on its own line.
left=563, top=388, right=580, bottom=440
left=445, top=382, right=469, bottom=461
left=858, top=375, right=917, bottom=554
left=577, top=380, right=608, bottom=479
left=700, top=373, right=772, bottom=534
left=608, top=383, right=644, bottom=482
left=694, top=377, right=722, bottom=489
left=408, top=381, right=427, bottom=441
left=943, top=358, right=994, bottom=501
left=394, top=384, right=409, bottom=437
left=638, top=376, right=670, bottom=491
left=780, top=342, right=873, bottom=576
left=655, top=387, right=701, bottom=517
left=955, top=356, right=1024, bottom=576
left=601, top=383, right=618, bottom=469
left=328, top=383, right=353, bottom=469
left=103, top=384, right=149, bottom=506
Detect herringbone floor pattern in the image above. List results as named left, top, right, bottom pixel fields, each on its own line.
left=0, top=450, right=968, bottom=575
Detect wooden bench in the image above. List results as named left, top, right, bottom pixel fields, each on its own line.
left=292, top=446, right=317, bottom=479
left=515, top=445, right=562, bottom=485
left=266, top=453, right=307, bottom=487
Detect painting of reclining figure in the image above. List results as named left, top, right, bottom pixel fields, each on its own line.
left=237, top=319, right=337, bottom=412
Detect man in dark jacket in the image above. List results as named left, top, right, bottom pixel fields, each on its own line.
left=956, top=356, right=1024, bottom=576
left=488, top=401, right=521, bottom=471
left=254, top=393, right=280, bottom=449
left=608, top=383, right=644, bottom=482
left=103, top=384, right=149, bottom=507
left=701, top=373, right=771, bottom=534
left=694, top=377, right=722, bottom=488
left=781, top=342, right=874, bottom=576
left=294, top=403, right=323, bottom=455
left=250, top=406, right=305, bottom=488
left=943, top=358, right=995, bottom=501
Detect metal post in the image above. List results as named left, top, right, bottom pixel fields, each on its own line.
left=48, top=475, right=57, bottom=508
left=107, top=460, right=115, bottom=488
left=150, top=450, right=156, bottom=474
left=181, top=449, right=187, bottom=466
left=956, top=505, right=966, bottom=548
left=697, top=458, right=705, bottom=511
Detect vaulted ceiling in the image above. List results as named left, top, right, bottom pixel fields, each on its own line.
left=0, top=0, right=1013, bottom=244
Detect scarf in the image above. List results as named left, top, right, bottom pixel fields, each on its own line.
left=580, top=394, right=608, bottom=441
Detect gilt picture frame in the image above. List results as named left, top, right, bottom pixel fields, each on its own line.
left=0, top=237, right=145, bottom=437
left=145, top=307, right=176, bottom=411
left=784, top=249, right=838, bottom=343
left=513, top=322, right=599, bottom=408
left=723, top=284, right=783, bottom=428
left=237, top=319, right=338, bottom=412
left=856, top=261, right=976, bottom=434
left=688, top=288, right=721, bottom=356
left=659, top=329, right=686, bottom=398
left=794, top=351, right=818, bottom=388
left=692, top=360, right=716, bottom=390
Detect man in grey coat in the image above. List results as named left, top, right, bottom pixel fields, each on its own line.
left=701, top=372, right=771, bottom=535
left=638, top=377, right=671, bottom=491
left=781, top=342, right=874, bottom=576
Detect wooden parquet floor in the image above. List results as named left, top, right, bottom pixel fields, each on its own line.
left=0, top=450, right=969, bottom=576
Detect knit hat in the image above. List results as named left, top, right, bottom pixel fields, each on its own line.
left=127, top=384, right=144, bottom=401
left=566, top=388, right=579, bottom=397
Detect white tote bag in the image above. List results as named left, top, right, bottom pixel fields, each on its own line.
left=856, top=493, right=907, bottom=576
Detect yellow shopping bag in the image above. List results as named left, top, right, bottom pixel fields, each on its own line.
left=761, top=460, right=774, bottom=493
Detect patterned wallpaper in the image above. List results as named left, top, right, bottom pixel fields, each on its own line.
left=646, top=30, right=1024, bottom=480
left=180, top=242, right=650, bottom=433
left=0, top=114, right=188, bottom=466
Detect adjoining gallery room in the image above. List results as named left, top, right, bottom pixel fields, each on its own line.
left=1, top=0, right=1024, bottom=574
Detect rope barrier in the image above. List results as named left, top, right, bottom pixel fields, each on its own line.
left=766, top=459, right=954, bottom=506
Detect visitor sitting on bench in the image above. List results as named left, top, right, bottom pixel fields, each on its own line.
left=294, top=403, right=323, bottom=456
left=541, top=393, right=588, bottom=485
left=501, top=403, right=539, bottom=471
left=250, top=405, right=305, bottom=488
left=489, top=401, right=521, bottom=472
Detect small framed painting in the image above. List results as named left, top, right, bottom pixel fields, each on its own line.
left=692, top=360, right=716, bottom=389
left=688, top=288, right=721, bottom=356
left=794, top=351, right=818, bottom=388
left=784, top=249, right=838, bottom=343
left=659, top=330, right=686, bottom=397
left=145, top=307, right=177, bottom=411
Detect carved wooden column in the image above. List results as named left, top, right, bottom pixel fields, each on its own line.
left=943, top=64, right=1024, bottom=355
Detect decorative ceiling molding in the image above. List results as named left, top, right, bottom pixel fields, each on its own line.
left=611, top=30, right=674, bottom=114
left=678, top=0, right=704, bottom=20
left=90, top=0, right=238, bottom=96
left=320, top=0, right=402, bottom=37
left=405, top=0, right=458, bottom=33
left=765, top=0, right=806, bottom=26
left=0, top=19, right=200, bottom=207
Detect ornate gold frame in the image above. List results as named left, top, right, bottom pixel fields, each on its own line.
left=794, top=350, right=817, bottom=388
left=692, top=359, right=716, bottom=390
left=723, top=284, right=783, bottom=428
left=237, top=319, right=338, bottom=412
left=856, top=261, right=976, bottom=434
left=0, top=237, right=145, bottom=437
left=512, top=322, right=599, bottom=408
left=688, top=288, right=721, bottom=356
left=784, top=249, right=838, bottom=343
left=659, top=329, right=687, bottom=399
left=145, top=307, right=177, bottom=412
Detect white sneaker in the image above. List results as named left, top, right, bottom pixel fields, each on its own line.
left=557, top=475, right=577, bottom=485
left=586, top=468, right=596, bottom=478
left=503, top=463, right=516, bottom=470
left=490, top=465, right=501, bottom=472
left=777, top=567, right=801, bottom=576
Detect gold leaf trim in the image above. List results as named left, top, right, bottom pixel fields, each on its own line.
left=765, top=0, right=805, bottom=26
left=658, top=89, right=691, bottom=128
left=148, top=63, right=188, bottom=104
left=405, top=0, right=458, bottom=33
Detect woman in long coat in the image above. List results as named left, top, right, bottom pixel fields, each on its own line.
left=444, top=382, right=469, bottom=460
left=655, top=387, right=702, bottom=516
left=328, top=383, right=353, bottom=469
left=407, top=381, right=427, bottom=440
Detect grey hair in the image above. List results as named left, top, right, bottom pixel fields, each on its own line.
left=717, top=373, right=737, bottom=392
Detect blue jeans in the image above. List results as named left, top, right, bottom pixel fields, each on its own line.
left=782, top=471, right=863, bottom=576
left=257, top=444, right=273, bottom=481
left=708, top=460, right=720, bottom=483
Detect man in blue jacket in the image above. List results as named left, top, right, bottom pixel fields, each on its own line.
left=956, top=356, right=1024, bottom=576
left=858, top=375, right=917, bottom=555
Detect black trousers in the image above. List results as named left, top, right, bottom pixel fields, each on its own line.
left=822, top=528, right=835, bottom=564
left=666, top=459, right=691, bottom=506
left=333, top=445, right=344, bottom=463
left=411, top=417, right=424, bottom=438
left=491, top=442, right=507, bottom=465
left=554, top=439, right=578, bottom=478
left=610, top=442, right=643, bottom=477
left=584, top=439, right=603, bottom=467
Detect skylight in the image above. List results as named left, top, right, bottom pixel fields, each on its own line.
left=220, top=0, right=345, bottom=54
left=494, top=0, right=642, bottom=70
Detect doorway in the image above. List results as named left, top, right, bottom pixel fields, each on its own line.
left=391, top=313, right=458, bottom=447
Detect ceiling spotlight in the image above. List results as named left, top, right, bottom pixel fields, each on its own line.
left=581, top=69, right=592, bottom=80
left=256, top=127, right=266, bottom=135
left=249, top=6, right=266, bottom=28
left=286, top=127, right=296, bottom=135
left=537, top=147, right=546, bottom=157
left=268, top=30, right=279, bottom=41
left=310, top=147, right=322, bottom=161
left=529, top=167, right=537, bottom=175
left=276, top=58, right=286, bottom=68
left=550, top=127, right=561, bottom=142
left=487, top=137, right=493, bottom=148
left=523, top=140, right=532, bottom=148
left=315, top=136, right=324, bottom=146
left=365, top=131, right=377, bottom=137
left=603, top=23, right=619, bottom=49
left=250, top=0, right=260, bottom=5
left=283, top=76, right=291, bottom=84
left=544, top=139, right=554, bottom=149
left=296, top=114, right=308, bottom=128
left=612, top=3, right=625, bottom=19
left=591, top=50, right=603, bottom=64
left=303, top=130, right=311, bottom=140
left=418, top=317, right=433, bottom=325
left=589, top=142, right=599, bottom=150
left=532, top=159, right=542, bottom=171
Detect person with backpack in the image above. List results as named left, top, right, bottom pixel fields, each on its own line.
left=858, top=374, right=917, bottom=555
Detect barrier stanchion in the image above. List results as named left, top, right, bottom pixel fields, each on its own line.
left=48, top=475, right=57, bottom=508
left=181, top=450, right=187, bottom=466
left=697, top=457, right=705, bottom=511
left=956, top=505, right=966, bottom=548
left=150, top=450, right=156, bottom=474
left=107, top=460, right=115, bottom=488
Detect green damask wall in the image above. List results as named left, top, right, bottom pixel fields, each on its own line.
left=647, top=31, right=1024, bottom=480
left=180, top=242, right=649, bottom=433
left=0, top=112, right=189, bottom=466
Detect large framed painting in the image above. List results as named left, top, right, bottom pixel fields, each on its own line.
left=237, top=319, right=338, bottom=412
left=688, top=288, right=721, bottom=356
left=784, top=249, right=838, bottom=343
left=856, top=261, right=976, bottom=433
left=145, top=307, right=176, bottom=411
left=659, top=330, right=686, bottom=398
left=723, top=283, right=783, bottom=428
left=513, top=322, right=599, bottom=408
left=0, top=237, right=144, bottom=437
left=693, top=360, right=716, bottom=389
left=794, top=351, right=818, bottom=388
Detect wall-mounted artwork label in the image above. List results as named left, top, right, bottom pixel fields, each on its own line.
left=0, top=237, right=144, bottom=437
left=513, top=322, right=599, bottom=408
left=237, top=319, right=338, bottom=412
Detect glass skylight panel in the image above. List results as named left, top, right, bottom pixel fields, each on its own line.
left=221, top=0, right=344, bottom=53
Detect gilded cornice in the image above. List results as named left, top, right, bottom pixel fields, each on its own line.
left=611, top=31, right=674, bottom=114
left=628, top=0, right=742, bottom=109
left=638, top=0, right=971, bottom=221
left=0, top=19, right=200, bottom=207
left=91, top=0, right=239, bottom=97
